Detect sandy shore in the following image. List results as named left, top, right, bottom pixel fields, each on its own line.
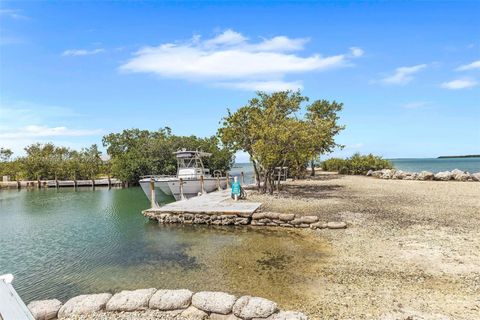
left=248, top=173, right=480, bottom=319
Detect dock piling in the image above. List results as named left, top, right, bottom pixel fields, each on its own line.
left=150, top=178, right=156, bottom=208
left=200, top=175, right=206, bottom=195
left=179, top=178, right=185, bottom=200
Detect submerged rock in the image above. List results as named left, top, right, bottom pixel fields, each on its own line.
left=233, top=295, right=278, bottom=319
left=27, top=299, right=62, bottom=320
left=192, top=291, right=237, bottom=315
left=149, top=289, right=193, bottom=310
left=57, top=293, right=112, bottom=318
left=106, top=288, right=156, bottom=312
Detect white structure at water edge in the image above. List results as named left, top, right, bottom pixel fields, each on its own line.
left=0, top=274, right=35, bottom=320
left=139, top=150, right=228, bottom=203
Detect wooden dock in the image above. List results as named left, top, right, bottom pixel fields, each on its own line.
left=0, top=178, right=123, bottom=189
left=143, top=189, right=262, bottom=216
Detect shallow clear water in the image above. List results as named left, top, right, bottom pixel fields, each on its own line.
left=0, top=187, right=325, bottom=305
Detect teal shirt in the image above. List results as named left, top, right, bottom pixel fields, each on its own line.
left=231, top=181, right=241, bottom=195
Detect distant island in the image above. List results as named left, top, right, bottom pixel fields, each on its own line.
left=438, top=155, right=480, bottom=159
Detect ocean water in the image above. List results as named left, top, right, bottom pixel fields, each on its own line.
left=232, top=157, right=480, bottom=177
left=389, top=158, right=480, bottom=173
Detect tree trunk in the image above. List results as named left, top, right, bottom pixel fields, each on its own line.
left=252, top=161, right=261, bottom=190
left=261, top=171, right=268, bottom=194
left=310, top=159, right=315, bottom=176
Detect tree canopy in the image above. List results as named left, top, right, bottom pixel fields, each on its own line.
left=218, top=91, right=344, bottom=193
left=102, top=128, right=234, bottom=183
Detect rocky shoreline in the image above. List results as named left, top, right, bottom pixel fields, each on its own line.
left=27, top=288, right=307, bottom=320
left=366, top=168, right=480, bottom=181
left=143, top=210, right=347, bottom=230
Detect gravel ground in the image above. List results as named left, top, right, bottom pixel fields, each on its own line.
left=249, top=173, right=480, bottom=319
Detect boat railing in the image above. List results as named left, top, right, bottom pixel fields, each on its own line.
left=140, top=174, right=176, bottom=179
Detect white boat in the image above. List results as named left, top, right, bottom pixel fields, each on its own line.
left=139, top=150, right=228, bottom=203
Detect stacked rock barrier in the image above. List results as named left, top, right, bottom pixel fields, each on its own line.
left=366, top=168, right=480, bottom=182
left=143, top=210, right=346, bottom=230
left=27, top=288, right=308, bottom=320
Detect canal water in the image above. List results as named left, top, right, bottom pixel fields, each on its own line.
left=0, top=187, right=325, bottom=307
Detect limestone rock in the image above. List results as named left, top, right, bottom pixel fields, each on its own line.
left=192, top=291, right=237, bottom=315
left=278, top=213, right=295, bottom=221
left=265, top=212, right=280, bottom=219
left=366, top=170, right=373, bottom=176
left=380, top=169, right=393, bottom=179
left=454, top=172, right=471, bottom=181
left=210, top=313, right=242, bottom=320
left=417, top=171, right=434, bottom=181
left=327, top=221, right=347, bottom=229
left=180, top=306, right=208, bottom=319
left=472, top=172, right=480, bottom=181
left=298, top=216, right=319, bottom=224
left=451, top=169, right=464, bottom=176
left=233, top=296, right=278, bottom=319
left=106, top=288, right=156, bottom=312
left=434, top=171, right=452, bottom=181
left=271, top=311, right=308, bottom=320
left=371, top=170, right=383, bottom=178
left=252, top=212, right=266, bottom=220
left=309, top=222, right=326, bottom=230
left=57, top=293, right=112, bottom=318
left=28, top=299, right=62, bottom=320
left=149, top=289, right=193, bottom=310
left=392, top=170, right=406, bottom=180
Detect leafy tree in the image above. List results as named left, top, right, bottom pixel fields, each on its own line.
left=102, top=128, right=234, bottom=183
left=218, top=91, right=345, bottom=194
left=321, top=153, right=393, bottom=175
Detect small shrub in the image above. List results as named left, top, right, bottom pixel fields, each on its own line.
left=321, top=153, right=393, bottom=175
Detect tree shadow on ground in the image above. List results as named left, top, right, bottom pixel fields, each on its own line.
left=279, top=183, right=345, bottom=199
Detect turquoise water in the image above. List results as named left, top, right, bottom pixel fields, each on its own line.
left=390, top=158, right=480, bottom=173
left=233, top=157, right=480, bottom=177
left=0, top=187, right=324, bottom=306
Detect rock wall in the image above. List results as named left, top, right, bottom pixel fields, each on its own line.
left=27, top=288, right=308, bottom=320
left=366, top=169, right=480, bottom=182
left=143, top=210, right=347, bottom=230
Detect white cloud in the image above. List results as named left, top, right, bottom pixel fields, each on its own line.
left=0, top=101, right=103, bottom=154
left=441, top=79, right=478, bottom=90
left=120, top=29, right=363, bottom=91
left=0, top=125, right=102, bottom=139
left=455, top=60, right=480, bottom=71
left=381, top=64, right=427, bottom=85
left=401, top=101, right=431, bottom=109
left=0, top=9, right=28, bottom=20
left=350, top=47, right=364, bottom=57
left=217, top=80, right=303, bottom=92
left=62, top=48, right=105, bottom=56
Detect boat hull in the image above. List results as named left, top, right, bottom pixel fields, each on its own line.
left=140, top=177, right=228, bottom=203
left=167, top=178, right=227, bottom=200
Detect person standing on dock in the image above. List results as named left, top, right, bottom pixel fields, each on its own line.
left=231, top=176, right=241, bottom=201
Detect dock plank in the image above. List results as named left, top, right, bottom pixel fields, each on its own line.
left=145, top=189, right=262, bottom=215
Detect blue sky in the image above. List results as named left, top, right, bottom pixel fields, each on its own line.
left=1, top=1, right=479, bottom=161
